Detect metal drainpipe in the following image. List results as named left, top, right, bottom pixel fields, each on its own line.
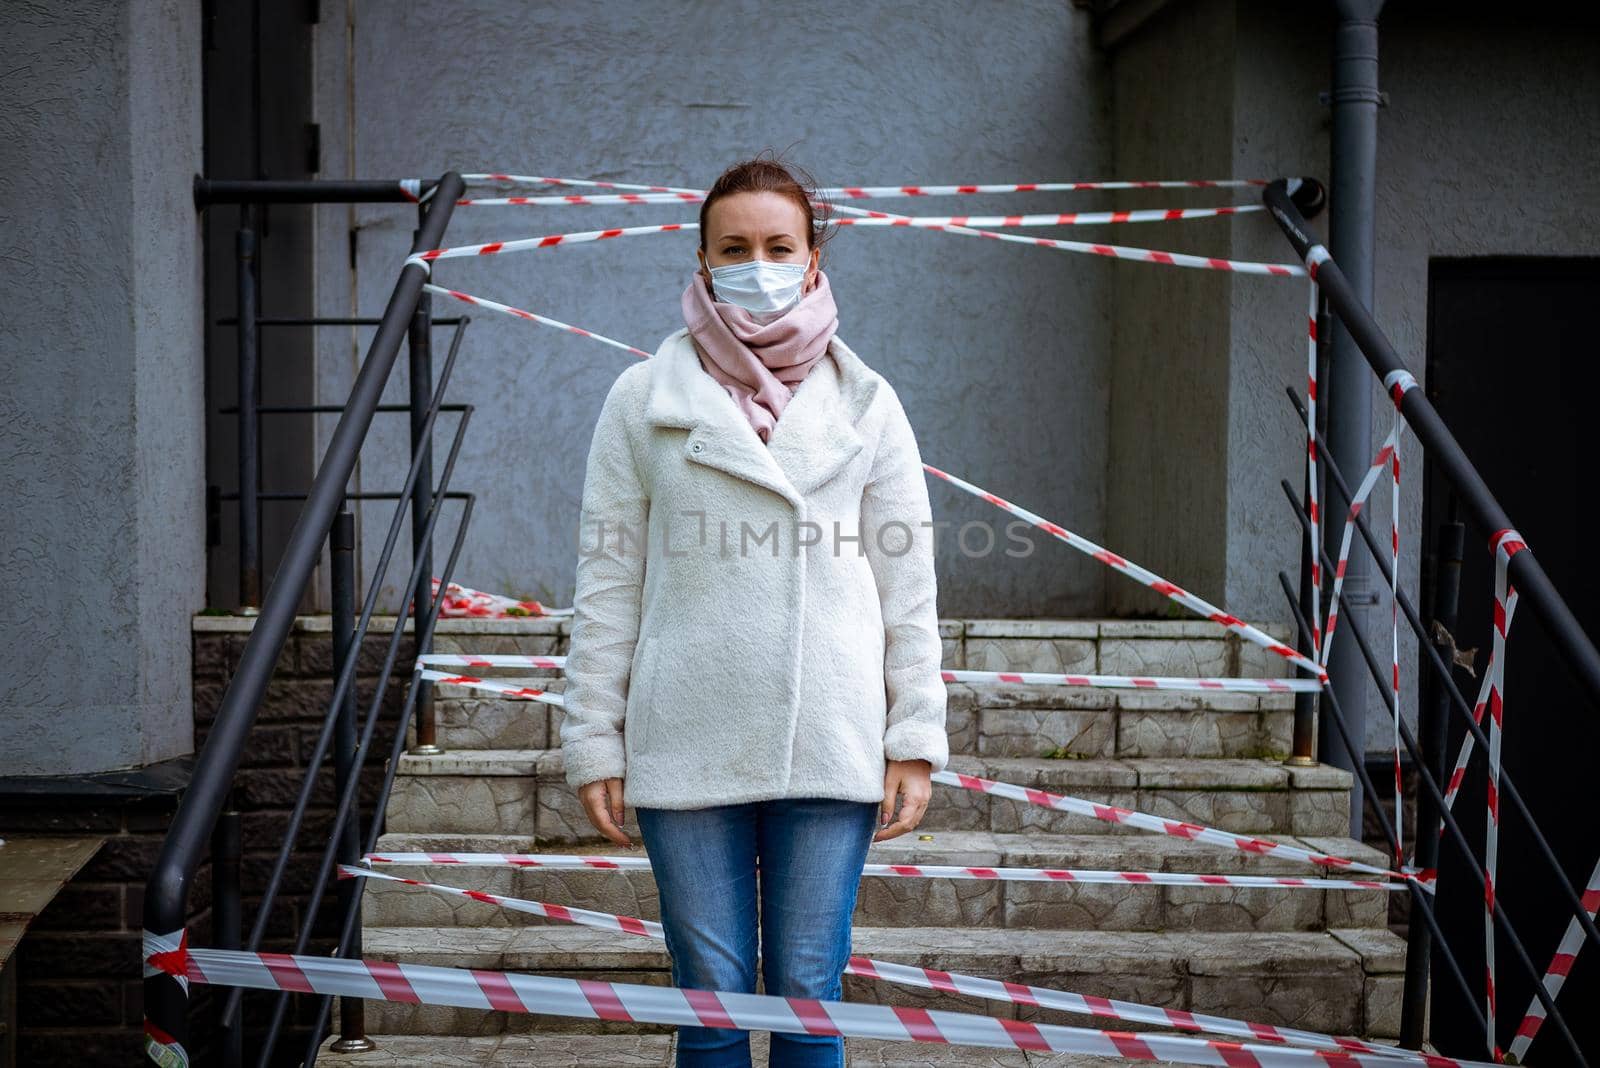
left=1322, top=0, right=1387, bottom=837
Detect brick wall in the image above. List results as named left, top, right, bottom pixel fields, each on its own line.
left=0, top=618, right=414, bottom=1066
left=0, top=792, right=206, bottom=1063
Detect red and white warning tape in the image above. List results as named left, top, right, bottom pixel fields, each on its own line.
left=1384, top=369, right=1418, bottom=863
left=931, top=769, right=1423, bottom=885
left=415, top=651, right=1320, bottom=694
left=1508, top=857, right=1600, bottom=1061
left=1438, top=588, right=1518, bottom=815
left=447, top=191, right=1264, bottom=223
left=407, top=217, right=1306, bottom=278
left=356, top=852, right=1396, bottom=893
left=431, top=173, right=1277, bottom=202
left=146, top=927, right=1479, bottom=1068
left=920, top=464, right=1324, bottom=680
left=431, top=577, right=569, bottom=619
left=341, top=864, right=1413, bottom=1061
left=424, top=285, right=654, bottom=358
left=1481, top=528, right=1526, bottom=1051
left=831, top=207, right=1263, bottom=226
left=1302, top=260, right=1326, bottom=659
left=417, top=669, right=564, bottom=706
left=1316, top=428, right=1400, bottom=670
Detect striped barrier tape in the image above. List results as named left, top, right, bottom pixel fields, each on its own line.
left=931, top=770, right=1423, bottom=885
left=413, top=290, right=1326, bottom=682
left=431, top=577, right=569, bottom=619
left=417, top=669, right=564, bottom=706
left=450, top=191, right=1265, bottom=222
left=1302, top=261, right=1326, bottom=659
left=1437, top=588, right=1517, bottom=816
left=143, top=929, right=191, bottom=1066
left=918, top=464, right=1324, bottom=679
left=356, top=852, right=1398, bottom=893
left=1507, top=857, right=1600, bottom=1062
left=415, top=651, right=1320, bottom=694
left=406, top=217, right=1306, bottom=278
left=1316, top=428, right=1401, bottom=671
left=1481, top=528, right=1527, bottom=1052
left=1383, top=370, right=1417, bottom=864
left=421, top=283, right=654, bottom=358
left=340, top=864, right=1414, bottom=1061
left=831, top=207, right=1267, bottom=227
left=144, top=928, right=1483, bottom=1068
left=432, top=173, right=1277, bottom=199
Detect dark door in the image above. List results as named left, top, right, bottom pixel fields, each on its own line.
left=1423, top=256, right=1599, bottom=1066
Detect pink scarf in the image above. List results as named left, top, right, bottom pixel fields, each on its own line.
left=680, top=268, right=840, bottom=444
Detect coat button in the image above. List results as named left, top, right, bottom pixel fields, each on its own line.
left=690, top=441, right=703, bottom=453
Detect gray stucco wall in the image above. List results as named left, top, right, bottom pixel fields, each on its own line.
left=309, top=0, right=1115, bottom=618
left=0, top=0, right=205, bottom=774
left=1106, top=0, right=1242, bottom=619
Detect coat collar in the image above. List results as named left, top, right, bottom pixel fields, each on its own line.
left=644, top=328, right=877, bottom=511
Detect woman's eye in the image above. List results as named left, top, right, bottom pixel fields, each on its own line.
left=771, top=245, right=793, bottom=255
left=721, top=245, right=746, bottom=256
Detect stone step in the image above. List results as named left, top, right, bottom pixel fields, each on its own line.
left=361, top=830, right=1388, bottom=934
left=385, top=752, right=1351, bottom=841
left=319, top=1030, right=1147, bottom=1066
left=320, top=1030, right=1178, bottom=1065
left=421, top=679, right=1295, bottom=760
left=419, top=618, right=1296, bottom=680
left=357, top=925, right=1403, bottom=1041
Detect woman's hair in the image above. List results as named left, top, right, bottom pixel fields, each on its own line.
left=698, top=150, right=835, bottom=256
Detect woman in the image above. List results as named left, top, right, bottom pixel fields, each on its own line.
left=559, top=154, right=948, bottom=1068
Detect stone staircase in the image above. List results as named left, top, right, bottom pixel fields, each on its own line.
left=325, top=619, right=1404, bottom=1066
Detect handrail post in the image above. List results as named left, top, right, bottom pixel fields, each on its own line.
left=407, top=202, right=441, bottom=756
left=143, top=171, right=464, bottom=1066
left=1401, top=517, right=1464, bottom=1047
left=236, top=204, right=262, bottom=614
left=210, top=799, right=242, bottom=1068
left=328, top=506, right=374, bottom=1053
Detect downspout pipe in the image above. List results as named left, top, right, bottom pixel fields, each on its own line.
left=1323, top=0, right=1387, bottom=836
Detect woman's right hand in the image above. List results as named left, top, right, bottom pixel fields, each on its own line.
left=577, top=777, right=635, bottom=849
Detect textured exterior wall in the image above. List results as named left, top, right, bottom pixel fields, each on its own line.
left=309, top=0, right=1114, bottom=618
left=1106, top=0, right=1240, bottom=616
left=0, top=0, right=205, bottom=774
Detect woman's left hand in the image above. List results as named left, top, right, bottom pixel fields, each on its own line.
left=875, top=758, right=933, bottom=842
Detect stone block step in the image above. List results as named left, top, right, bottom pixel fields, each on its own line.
left=361, top=830, right=1388, bottom=934
left=421, top=679, right=1295, bottom=760
left=319, top=1030, right=1150, bottom=1065
left=321, top=1030, right=1171, bottom=1065
left=385, top=752, right=1351, bottom=841
left=358, top=925, right=1403, bottom=1041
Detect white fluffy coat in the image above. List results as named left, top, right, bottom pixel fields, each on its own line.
left=559, top=327, right=948, bottom=809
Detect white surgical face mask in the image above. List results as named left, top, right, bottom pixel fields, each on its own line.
left=705, top=258, right=808, bottom=319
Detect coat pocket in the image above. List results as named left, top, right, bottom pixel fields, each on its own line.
left=626, top=634, right=662, bottom=755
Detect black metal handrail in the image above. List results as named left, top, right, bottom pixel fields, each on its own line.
left=143, top=171, right=467, bottom=1064
left=1265, top=178, right=1600, bottom=1064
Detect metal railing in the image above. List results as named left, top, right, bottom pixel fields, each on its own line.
left=144, top=171, right=468, bottom=1065
left=1265, top=178, right=1600, bottom=1066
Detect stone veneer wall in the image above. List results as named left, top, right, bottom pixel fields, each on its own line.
left=188, top=616, right=416, bottom=1056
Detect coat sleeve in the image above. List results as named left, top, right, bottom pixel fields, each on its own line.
left=860, top=385, right=949, bottom=773
left=560, top=372, right=649, bottom=790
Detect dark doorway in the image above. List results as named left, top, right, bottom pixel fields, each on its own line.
left=1422, top=256, right=1599, bottom=1066
left=202, top=2, right=320, bottom=612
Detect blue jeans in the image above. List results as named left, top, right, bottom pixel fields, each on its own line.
left=635, top=797, right=880, bottom=1068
